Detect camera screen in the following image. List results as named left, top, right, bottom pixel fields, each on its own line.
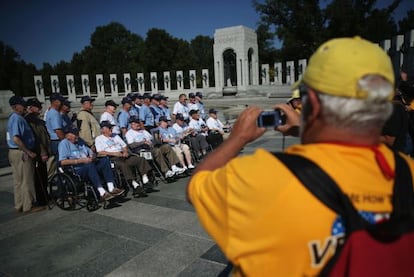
left=261, top=114, right=276, bottom=126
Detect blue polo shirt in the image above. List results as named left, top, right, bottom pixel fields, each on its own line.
left=118, top=110, right=131, bottom=130
left=46, top=108, right=63, bottom=140
left=58, top=138, right=93, bottom=168
left=140, top=105, right=155, bottom=127
left=158, top=126, right=178, bottom=146
left=7, top=112, right=36, bottom=149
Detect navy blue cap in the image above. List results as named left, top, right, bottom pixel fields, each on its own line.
left=152, top=94, right=162, bottom=101
left=65, top=127, right=79, bottom=135
left=142, top=93, right=152, bottom=99
left=175, top=113, right=184, bottom=121
left=62, top=99, right=71, bottom=107
left=195, top=92, right=203, bottom=98
left=100, top=120, right=116, bottom=128
left=26, top=98, right=43, bottom=108
left=129, top=115, right=141, bottom=123
left=105, top=100, right=118, bottom=107
left=121, top=97, right=133, bottom=105
left=209, top=108, right=218, bottom=114
left=159, top=116, right=168, bottom=122
left=9, top=96, right=27, bottom=106
left=188, top=92, right=195, bottom=98
left=80, top=95, right=95, bottom=103
left=189, top=109, right=199, bottom=116
left=50, top=93, right=66, bottom=102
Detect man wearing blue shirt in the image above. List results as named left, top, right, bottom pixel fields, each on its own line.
left=7, top=95, right=45, bottom=213
left=158, top=116, right=190, bottom=172
left=118, top=96, right=133, bottom=138
left=45, top=93, right=66, bottom=156
left=58, top=128, right=124, bottom=201
left=140, top=93, right=156, bottom=131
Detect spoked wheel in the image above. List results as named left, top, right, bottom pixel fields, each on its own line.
left=48, top=173, right=78, bottom=210
left=85, top=187, right=100, bottom=212
left=86, top=199, right=100, bottom=212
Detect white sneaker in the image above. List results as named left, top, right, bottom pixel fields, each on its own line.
left=188, top=164, right=195, bottom=169
left=172, top=165, right=186, bottom=174
left=142, top=174, right=149, bottom=184
left=165, top=170, right=175, bottom=178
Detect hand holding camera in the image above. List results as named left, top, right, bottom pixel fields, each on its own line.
left=256, top=110, right=286, bottom=128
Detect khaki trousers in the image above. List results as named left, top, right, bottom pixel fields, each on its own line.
left=9, top=149, right=36, bottom=212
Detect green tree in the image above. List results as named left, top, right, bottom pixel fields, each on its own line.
left=0, top=41, right=37, bottom=96
left=254, top=0, right=325, bottom=61
left=190, top=35, right=214, bottom=86
left=325, top=0, right=400, bottom=41
left=254, top=0, right=405, bottom=62
left=399, top=10, right=414, bottom=34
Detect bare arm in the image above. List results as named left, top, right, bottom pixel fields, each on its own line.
left=60, top=157, right=92, bottom=166
left=187, top=107, right=265, bottom=202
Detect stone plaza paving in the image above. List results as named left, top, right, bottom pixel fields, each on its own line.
left=0, top=126, right=299, bottom=277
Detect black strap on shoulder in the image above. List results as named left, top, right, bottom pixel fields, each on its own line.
left=273, top=152, right=414, bottom=232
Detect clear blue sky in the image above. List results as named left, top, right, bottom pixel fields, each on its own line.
left=1, top=0, right=413, bottom=69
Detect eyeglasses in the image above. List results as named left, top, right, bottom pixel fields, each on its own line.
left=299, top=85, right=308, bottom=99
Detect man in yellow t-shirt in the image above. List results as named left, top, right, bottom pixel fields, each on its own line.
left=187, top=37, right=414, bottom=276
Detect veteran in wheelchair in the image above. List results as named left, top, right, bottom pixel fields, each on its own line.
left=50, top=127, right=125, bottom=211
left=125, top=116, right=187, bottom=179
left=95, top=120, right=150, bottom=197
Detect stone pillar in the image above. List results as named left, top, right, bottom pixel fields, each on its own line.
left=214, top=61, right=222, bottom=92
left=110, top=74, right=118, bottom=97
left=66, top=75, right=76, bottom=101
left=274, top=63, right=282, bottom=85
left=176, top=70, right=184, bottom=91
left=34, top=75, right=45, bottom=103
left=253, top=60, right=259, bottom=85
left=150, top=72, right=158, bottom=93
left=124, top=73, right=131, bottom=94
left=202, top=69, right=209, bottom=88
left=286, top=61, right=295, bottom=85
left=50, top=75, right=60, bottom=93
left=189, top=70, right=196, bottom=90
left=163, top=71, right=171, bottom=92
left=137, top=73, right=145, bottom=93
left=96, top=74, right=105, bottom=99
left=298, top=59, right=307, bottom=81
left=261, top=64, right=269, bottom=85
left=81, top=74, right=90, bottom=96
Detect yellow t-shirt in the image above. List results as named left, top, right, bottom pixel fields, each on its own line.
left=188, top=143, right=414, bottom=276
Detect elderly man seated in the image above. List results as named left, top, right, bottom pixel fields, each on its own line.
left=94, top=121, right=150, bottom=198
left=205, top=108, right=225, bottom=149
left=125, top=116, right=187, bottom=177
left=58, top=128, right=124, bottom=201
left=158, top=116, right=195, bottom=170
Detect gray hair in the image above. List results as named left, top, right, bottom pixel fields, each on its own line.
left=312, top=75, right=393, bottom=133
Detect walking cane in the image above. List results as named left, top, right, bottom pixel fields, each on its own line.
left=34, top=161, right=53, bottom=209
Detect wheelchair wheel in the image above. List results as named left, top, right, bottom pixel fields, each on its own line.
left=85, top=186, right=100, bottom=212
left=86, top=199, right=99, bottom=212
left=48, top=172, right=78, bottom=210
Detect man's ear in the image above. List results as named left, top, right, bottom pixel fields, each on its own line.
left=306, top=89, right=321, bottom=122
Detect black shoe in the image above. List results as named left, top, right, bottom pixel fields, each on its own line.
left=133, top=186, right=148, bottom=198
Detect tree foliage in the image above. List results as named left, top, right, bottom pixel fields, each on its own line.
left=254, top=0, right=409, bottom=61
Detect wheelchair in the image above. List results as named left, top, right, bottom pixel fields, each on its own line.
left=129, top=148, right=166, bottom=185
left=48, top=167, right=101, bottom=211
left=48, top=160, right=125, bottom=212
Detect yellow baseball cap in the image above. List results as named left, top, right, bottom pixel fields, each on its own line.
left=303, top=36, right=395, bottom=99
left=288, top=89, right=300, bottom=102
